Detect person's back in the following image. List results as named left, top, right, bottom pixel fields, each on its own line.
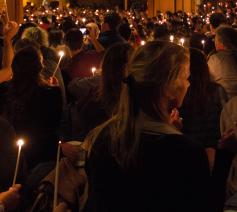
left=209, top=50, right=237, bottom=98
left=85, top=41, right=212, bottom=212
left=86, top=122, right=211, bottom=212
left=64, top=28, right=103, bottom=80
left=98, top=11, right=125, bottom=49
left=2, top=47, right=63, bottom=169
left=208, top=26, right=237, bottom=99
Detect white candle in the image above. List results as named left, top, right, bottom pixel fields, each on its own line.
left=53, top=141, right=61, bottom=209
left=12, top=139, right=24, bottom=186
left=52, top=51, right=65, bottom=77
left=180, top=38, right=185, bottom=46
left=170, top=35, right=174, bottom=42
left=91, top=67, right=96, bottom=76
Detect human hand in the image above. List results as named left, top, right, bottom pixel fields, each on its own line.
left=53, top=202, right=70, bottom=212
left=0, top=13, right=8, bottom=27
left=87, top=27, right=97, bottom=42
left=219, top=126, right=237, bottom=153
left=0, top=184, right=21, bottom=211
left=3, top=21, right=18, bottom=41
left=48, top=76, right=59, bottom=86
left=169, top=108, right=183, bottom=130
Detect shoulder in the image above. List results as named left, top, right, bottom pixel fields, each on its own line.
left=141, top=133, right=204, bottom=152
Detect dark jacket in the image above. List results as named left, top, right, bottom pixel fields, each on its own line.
left=86, top=123, right=212, bottom=212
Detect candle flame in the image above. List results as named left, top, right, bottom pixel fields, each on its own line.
left=141, top=40, right=146, bottom=46
left=17, top=139, right=24, bottom=147
left=170, top=35, right=174, bottom=42
left=91, top=67, right=96, bottom=73
left=58, top=51, right=65, bottom=57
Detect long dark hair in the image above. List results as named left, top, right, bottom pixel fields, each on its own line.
left=99, top=42, right=133, bottom=112
left=182, top=48, right=213, bottom=115
left=5, top=46, right=44, bottom=123
left=86, top=41, right=189, bottom=168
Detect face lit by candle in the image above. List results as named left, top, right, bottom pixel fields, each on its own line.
left=170, top=35, right=174, bottom=42
left=141, top=40, right=146, bottom=45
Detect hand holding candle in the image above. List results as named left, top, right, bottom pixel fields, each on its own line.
left=12, top=139, right=24, bottom=186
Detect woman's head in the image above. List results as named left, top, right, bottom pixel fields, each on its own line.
left=12, top=46, right=43, bottom=83
left=48, top=29, right=64, bottom=48
left=22, top=27, right=49, bottom=47
left=126, top=41, right=190, bottom=122
left=87, top=41, right=190, bottom=168
left=182, top=48, right=211, bottom=115
left=100, top=42, right=133, bottom=110
left=215, top=26, right=237, bottom=51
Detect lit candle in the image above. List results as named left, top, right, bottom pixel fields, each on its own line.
left=91, top=67, right=96, bottom=76
left=141, top=40, right=146, bottom=46
left=170, top=35, right=174, bottom=42
left=201, top=40, right=205, bottom=49
left=180, top=38, right=185, bottom=46
left=53, top=141, right=61, bottom=209
left=82, top=18, right=86, bottom=23
left=12, top=139, right=24, bottom=186
left=52, top=51, right=65, bottom=77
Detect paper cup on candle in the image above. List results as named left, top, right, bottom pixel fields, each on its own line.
left=12, top=139, right=24, bottom=186
left=67, top=141, right=86, bottom=167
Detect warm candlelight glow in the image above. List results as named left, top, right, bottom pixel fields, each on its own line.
left=58, top=51, right=65, bottom=58
left=170, top=35, right=174, bottom=42
left=91, top=67, right=96, bottom=76
left=141, top=40, right=146, bottom=46
left=12, top=139, right=24, bottom=186
left=180, top=38, right=185, bottom=46
left=17, top=139, right=24, bottom=147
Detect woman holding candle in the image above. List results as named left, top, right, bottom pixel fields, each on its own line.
left=1, top=46, right=63, bottom=169
left=85, top=41, right=212, bottom=212
left=64, top=42, right=133, bottom=141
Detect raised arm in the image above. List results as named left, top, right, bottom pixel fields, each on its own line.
left=0, top=21, right=18, bottom=84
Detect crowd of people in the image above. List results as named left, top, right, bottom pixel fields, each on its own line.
left=0, top=0, right=237, bottom=211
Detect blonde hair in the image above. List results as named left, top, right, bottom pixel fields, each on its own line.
left=86, top=41, right=189, bottom=168
left=22, top=27, right=49, bottom=47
